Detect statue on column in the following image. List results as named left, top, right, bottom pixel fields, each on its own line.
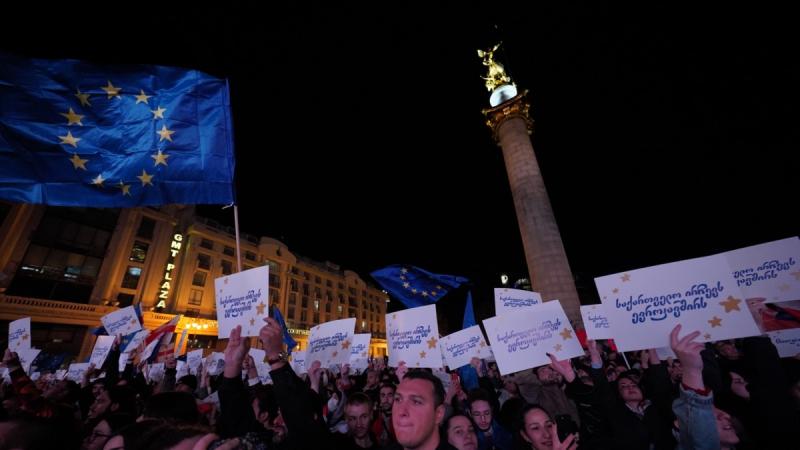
left=478, top=43, right=512, bottom=91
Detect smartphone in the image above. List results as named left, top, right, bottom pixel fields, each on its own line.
left=555, top=414, right=579, bottom=442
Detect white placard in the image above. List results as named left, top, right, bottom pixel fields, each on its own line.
left=55, top=369, right=67, bottom=380
left=306, top=318, right=355, bottom=369
left=119, top=353, right=130, bottom=372
left=187, top=349, right=204, bottom=375
left=18, top=348, right=41, bottom=374
left=124, top=329, right=150, bottom=354
left=349, top=333, right=371, bottom=360
left=67, top=363, right=90, bottom=382
left=654, top=347, right=677, bottom=360
left=206, top=352, right=225, bottom=376
left=595, top=253, right=762, bottom=352
left=580, top=304, right=614, bottom=340
left=9, top=317, right=31, bottom=353
left=290, top=351, right=307, bottom=375
left=494, top=288, right=543, bottom=316
left=386, top=304, right=443, bottom=369
left=215, top=265, right=270, bottom=337
left=176, top=360, right=188, bottom=379
left=483, top=300, right=583, bottom=376
left=147, top=362, right=165, bottom=383
left=248, top=348, right=266, bottom=365
left=767, top=328, right=800, bottom=358
left=723, top=237, right=800, bottom=303
left=101, top=306, right=142, bottom=337
left=90, top=335, right=116, bottom=368
left=440, top=325, right=493, bottom=370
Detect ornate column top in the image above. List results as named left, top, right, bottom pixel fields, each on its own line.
left=482, top=91, right=534, bottom=142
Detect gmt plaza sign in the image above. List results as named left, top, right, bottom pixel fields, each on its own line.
left=156, top=233, right=183, bottom=309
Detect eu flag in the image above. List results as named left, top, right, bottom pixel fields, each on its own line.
left=0, top=52, right=235, bottom=206
left=370, top=264, right=468, bottom=308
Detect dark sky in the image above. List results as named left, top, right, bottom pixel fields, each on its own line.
left=2, top=3, right=797, bottom=317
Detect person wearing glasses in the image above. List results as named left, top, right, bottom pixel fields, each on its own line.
left=466, top=389, right=512, bottom=450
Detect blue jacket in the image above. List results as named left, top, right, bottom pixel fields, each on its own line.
left=672, top=384, right=720, bottom=450
left=476, top=419, right=513, bottom=450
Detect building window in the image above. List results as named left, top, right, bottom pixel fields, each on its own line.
left=290, top=279, right=299, bottom=292
left=189, top=289, right=203, bottom=306
left=289, top=307, right=296, bottom=319
left=325, top=302, right=331, bottom=313
left=200, top=238, right=214, bottom=250
left=197, top=253, right=211, bottom=270
left=302, top=297, right=309, bottom=308
left=313, top=299, right=319, bottom=311
left=117, top=293, right=135, bottom=307
left=349, top=297, right=357, bottom=307
left=289, top=292, right=297, bottom=306
left=326, top=279, right=332, bottom=287
left=361, top=320, right=367, bottom=330
left=223, top=246, right=235, bottom=256
left=137, top=217, right=155, bottom=239
left=313, top=313, right=319, bottom=323
left=291, top=267, right=300, bottom=275
left=192, top=271, right=207, bottom=287
left=245, top=251, right=257, bottom=261
left=337, top=304, right=343, bottom=314
left=348, top=287, right=356, bottom=296
left=315, top=276, right=321, bottom=284
left=269, top=273, right=281, bottom=288
left=362, top=290, right=367, bottom=297
left=121, top=266, right=142, bottom=289
left=129, top=240, right=149, bottom=263
left=221, top=260, right=233, bottom=275
left=314, top=287, right=321, bottom=298
left=302, top=284, right=310, bottom=296
left=301, top=310, right=307, bottom=322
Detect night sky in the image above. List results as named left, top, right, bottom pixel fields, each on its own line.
left=2, top=3, right=797, bottom=319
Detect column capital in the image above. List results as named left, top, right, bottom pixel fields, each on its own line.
left=482, top=91, right=533, bottom=142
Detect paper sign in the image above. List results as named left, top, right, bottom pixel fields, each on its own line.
left=124, top=329, right=150, bottom=354
left=483, top=300, right=583, bottom=375
left=440, top=325, right=493, bottom=370
left=433, top=368, right=453, bottom=392
left=0, top=368, right=9, bottom=384
left=202, top=391, right=220, bottom=406
left=67, top=363, right=90, bottom=382
left=767, top=329, right=800, bottom=358
left=55, top=369, right=67, bottom=380
left=101, top=305, right=142, bottom=337
left=723, top=237, right=800, bottom=303
left=654, top=347, right=677, bottom=360
left=215, top=265, right=270, bottom=337
left=187, top=349, right=204, bottom=375
left=306, top=318, right=355, bottom=369
left=18, top=348, right=41, bottom=374
left=148, top=362, right=165, bottom=383
left=206, top=352, right=225, bottom=376
left=494, top=288, right=543, bottom=316
left=580, top=304, right=614, bottom=340
left=119, top=353, right=130, bottom=372
left=90, top=335, right=116, bottom=368
left=248, top=348, right=266, bottom=365
left=290, top=351, right=307, bottom=375
left=386, top=304, right=443, bottom=369
left=9, top=317, right=31, bottom=352
left=176, top=360, right=188, bottom=379
left=746, top=298, right=800, bottom=333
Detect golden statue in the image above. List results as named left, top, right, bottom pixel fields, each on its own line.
left=478, top=43, right=512, bottom=91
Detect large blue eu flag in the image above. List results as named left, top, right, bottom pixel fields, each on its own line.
left=370, top=264, right=468, bottom=309
left=0, top=53, right=235, bottom=206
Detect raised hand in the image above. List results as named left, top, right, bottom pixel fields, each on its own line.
left=547, top=353, right=576, bottom=383
left=259, top=317, right=285, bottom=362
left=669, top=324, right=704, bottom=390
left=223, top=325, right=249, bottom=378
left=550, top=422, right=578, bottom=450
left=395, top=361, right=408, bottom=383
left=308, top=360, right=323, bottom=393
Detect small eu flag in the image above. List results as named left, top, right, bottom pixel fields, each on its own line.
left=370, top=264, right=468, bottom=309
left=0, top=52, right=235, bottom=206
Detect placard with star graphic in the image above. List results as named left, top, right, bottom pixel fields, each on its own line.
left=89, top=335, right=116, bottom=368
left=386, top=304, right=443, bottom=369
left=290, top=351, right=308, bottom=375
left=440, top=325, right=494, bottom=370
left=723, top=237, right=800, bottom=304
left=595, top=252, right=761, bottom=352
left=101, top=305, right=142, bottom=337
left=349, top=333, right=372, bottom=372
left=17, top=347, right=41, bottom=375
left=580, top=304, right=614, bottom=340
left=306, top=318, right=356, bottom=369
left=214, top=265, right=269, bottom=337
left=494, top=288, right=543, bottom=316
left=483, top=300, right=583, bottom=375
left=9, top=317, right=31, bottom=353
left=767, top=328, right=800, bottom=358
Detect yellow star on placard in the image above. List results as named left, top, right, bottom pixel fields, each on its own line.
left=60, top=107, right=85, bottom=126
left=151, top=106, right=167, bottom=119
left=708, top=316, right=722, bottom=328
left=791, top=271, right=800, bottom=281
left=59, top=131, right=81, bottom=147
left=392, top=314, right=397, bottom=320
left=75, top=89, right=91, bottom=107
left=249, top=318, right=255, bottom=326
left=341, top=340, right=351, bottom=350
left=704, top=333, right=712, bottom=340
left=426, top=336, right=438, bottom=349
left=256, top=302, right=266, bottom=315
left=361, top=351, right=367, bottom=357
left=554, top=344, right=562, bottom=352
left=560, top=328, right=573, bottom=340
left=69, top=153, right=88, bottom=170
left=719, top=296, right=742, bottom=313
left=419, top=351, right=427, bottom=359
left=158, top=124, right=175, bottom=142
left=130, top=319, right=137, bottom=326
left=332, top=351, right=338, bottom=358
left=135, top=89, right=151, bottom=104
left=612, top=288, right=619, bottom=294
left=102, top=80, right=122, bottom=99
left=91, top=174, right=105, bottom=186
left=621, top=274, right=631, bottom=282
left=22, top=334, right=29, bottom=341
left=137, top=169, right=154, bottom=186
left=479, top=340, right=486, bottom=348
left=151, top=149, right=169, bottom=166
left=118, top=181, right=131, bottom=196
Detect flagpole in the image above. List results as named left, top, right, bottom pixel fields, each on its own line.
left=232, top=204, right=242, bottom=273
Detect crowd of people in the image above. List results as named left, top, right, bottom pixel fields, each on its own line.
left=2, top=316, right=799, bottom=450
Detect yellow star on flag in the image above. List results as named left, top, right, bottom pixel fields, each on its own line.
left=135, top=89, right=151, bottom=104
left=554, top=344, right=562, bottom=352
left=621, top=274, right=631, bottom=282
left=400, top=268, right=408, bottom=274
left=402, top=282, right=410, bottom=288
left=151, top=150, right=170, bottom=166
left=256, top=302, right=266, bottom=315
left=75, top=89, right=91, bottom=107
left=60, top=107, right=85, bottom=126
left=436, top=285, right=443, bottom=291
left=708, top=316, right=722, bottom=328
left=341, top=340, right=351, bottom=350
left=137, top=169, right=154, bottom=186
left=69, top=153, right=88, bottom=170
left=560, top=328, right=573, bottom=340
left=58, top=131, right=81, bottom=147
left=91, top=174, right=105, bottom=186
left=719, top=296, right=742, bottom=313
left=421, top=291, right=429, bottom=297
left=431, top=291, right=437, bottom=296
left=102, top=80, right=122, bottom=99
left=411, top=288, right=417, bottom=294
left=118, top=181, right=131, bottom=196
left=426, top=336, right=438, bottom=349
left=151, top=106, right=167, bottom=119
left=419, top=351, right=427, bottom=359
left=158, top=124, right=175, bottom=142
